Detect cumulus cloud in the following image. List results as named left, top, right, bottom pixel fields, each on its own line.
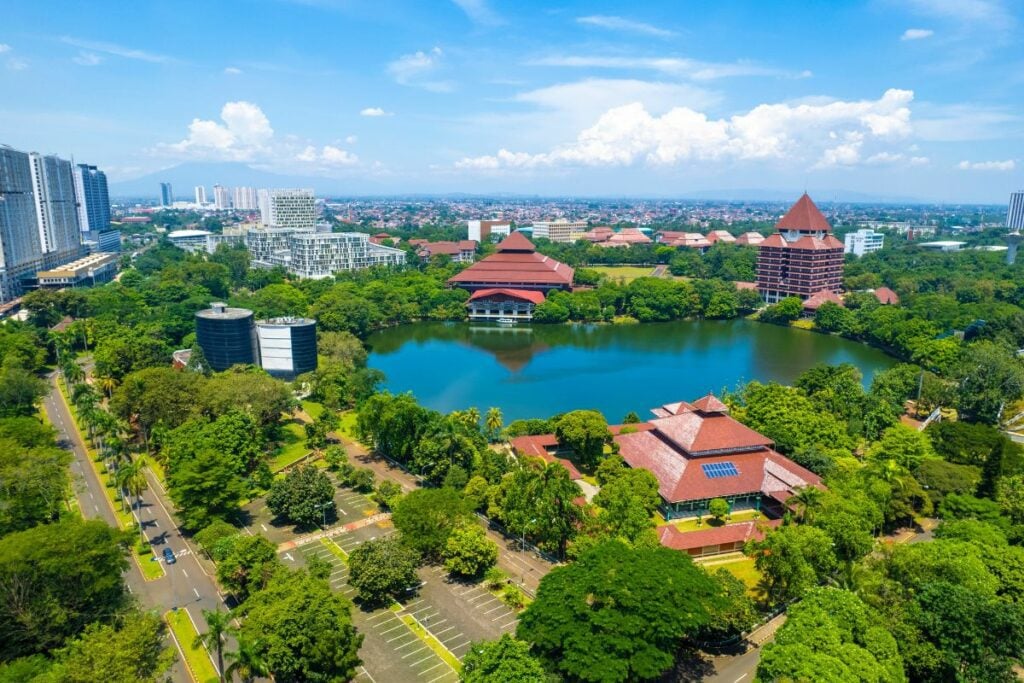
left=0, top=44, right=11, bottom=53
left=360, top=107, right=393, bottom=117
left=957, top=159, right=1015, bottom=171
left=901, top=28, right=934, bottom=40
left=60, top=36, right=172, bottom=63
left=526, top=55, right=810, bottom=81
left=156, top=101, right=361, bottom=173
left=224, top=66, right=243, bottom=75
left=387, top=47, right=453, bottom=92
left=456, top=88, right=916, bottom=171
left=576, top=15, right=676, bottom=38
left=72, top=51, right=103, bottom=66
left=867, top=152, right=930, bottom=165
left=345, top=135, right=358, bottom=144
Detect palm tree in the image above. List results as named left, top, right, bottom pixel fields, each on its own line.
left=194, top=609, right=231, bottom=683
left=122, top=461, right=149, bottom=542
left=485, top=407, right=503, bottom=442
left=225, top=636, right=267, bottom=683
left=791, top=485, right=823, bottom=523
left=98, top=376, right=118, bottom=400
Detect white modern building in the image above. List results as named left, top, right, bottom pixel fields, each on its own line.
left=844, top=229, right=885, bottom=257
left=918, top=241, right=966, bottom=252
left=531, top=219, right=588, bottom=243
left=194, top=186, right=207, bottom=206
left=267, top=232, right=405, bottom=278
left=233, top=186, right=258, bottom=211
left=255, top=317, right=317, bottom=379
left=467, top=219, right=512, bottom=243
left=167, top=229, right=213, bottom=253
left=1009, top=191, right=1024, bottom=231
left=260, top=189, right=316, bottom=230
left=213, top=184, right=232, bottom=210
left=30, top=153, right=80, bottom=257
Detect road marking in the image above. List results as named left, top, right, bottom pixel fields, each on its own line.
left=193, top=588, right=201, bottom=598
left=400, top=644, right=428, bottom=658
left=284, top=552, right=294, bottom=562
left=366, top=611, right=393, bottom=623
left=427, top=671, right=455, bottom=683
left=483, top=604, right=505, bottom=615
left=735, top=675, right=748, bottom=682
left=358, top=666, right=377, bottom=683
left=261, top=524, right=268, bottom=532
left=410, top=653, right=437, bottom=667
left=498, top=618, right=518, bottom=629
left=378, top=623, right=406, bottom=636
left=432, top=626, right=455, bottom=637
left=182, top=569, right=189, bottom=578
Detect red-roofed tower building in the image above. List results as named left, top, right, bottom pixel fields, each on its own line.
left=756, top=193, right=844, bottom=303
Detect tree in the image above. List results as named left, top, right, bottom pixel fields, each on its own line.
left=348, top=467, right=376, bottom=493
left=500, top=462, right=584, bottom=559
left=347, top=536, right=420, bottom=604
left=554, top=410, right=610, bottom=467
left=978, top=437, right=1011, bottom=499
left=0, top=437, right=70, bottom=536
left=375, top=480, right=404, bottom=511
left=167, top=447, right=247, bottom=530
left=215, top=534, right=281, bottom=602
left=997, top=475, right=1024, bottom=524
left=461, top=634, right=547, bottom=683
left=485, top=406, right=503, bottom=441
left=304, top=411, right=339, bottom=452
left=708, top=498, right=730, bottom=523
left=237, top=569, right=362, bottom=683
left=791, top=485, right=823, bottom=524
left=0, top=520, right=129, bottom=659
left=392, top=488, right=473, bottom=560
left=748, top=524, right=837, bottom=605
left=267, top=465, right=335, bottom=529
left=868, top=424, right=935, bottom=471
left=592, top=468, right=661, bottom=543
left=595, top=454, right=627, bottom=486
left=443, top=523, right=499, bottom=577
left=225, top=636, right=268, bottom=683
left=733, top=381, right=852, bottom=454
left=760, top=296, right=803, bottom=324
left=518, top=540, right=721, bottom=682
left=758, top=588, right=904, bottom=683
left=956, top=341, right=1024, bottom=424
left=0, top=366, right=46, bottom=418
left=52, top=611, right=176, bottom=683
left=195, top=608, right=231, bottom=682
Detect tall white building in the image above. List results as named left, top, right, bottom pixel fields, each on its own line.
left=261, top=189, right=316, bottom=230
left=233, top=186, right=258, bottom=211
left=29, top=153, right=80, bottom=257
left=213, top=184, right=232, bottom=210
left=844, top=228, right=885, bottom=257
left=194, top=185, right=207, bottom=206
left=1009, top=192, right=1024, bottom=231
left=531, top=219, right=588, bottom=243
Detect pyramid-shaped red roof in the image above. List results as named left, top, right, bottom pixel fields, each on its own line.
left=776, top=193, right=832, bottom=233
left=691, top=394, right=730, bottom=414
left=496, top=231, right=535, bottom=253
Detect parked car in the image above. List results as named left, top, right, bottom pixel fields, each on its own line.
left=163, top=547, right=176, bottom=565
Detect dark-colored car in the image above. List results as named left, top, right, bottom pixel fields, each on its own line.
left=163, top=547, right=176, bottom=565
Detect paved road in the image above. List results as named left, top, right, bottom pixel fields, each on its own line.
left=45, top=375, right=229, bottom=683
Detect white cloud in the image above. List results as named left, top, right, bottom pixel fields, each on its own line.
left=387, top=47, right=453, bottom=92
left=901, top=28, right=935, bottom=40
left=224, top=66, right=243, bottom=75
left=72, top=51, right=103, bottom=66
left=161, top=101, right=274, bottom=161
left=0, top=44, right=11, bottom=54
left=576, top=15, right=676, bottom=38
left=60, top=36, right=173, bottom=63
left=904, top=0, right=1011, bottom=26
left=865, top=152, right=930, bottom=166
left=456, top=88, right=916, bottom=171
left=345, top=135, right=358, bottom=144
left=360, top=107, right=393, bottom=117
left=320, top=145, right=358, bottom=165
left=6, top=58, right=28, bottom=71
left=526, top=55, right=810, bottom=81
left=451, top=0, right=501, bottom=26
left=957, top=159, right=1016, bottom=171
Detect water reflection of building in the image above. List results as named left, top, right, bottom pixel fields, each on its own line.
left=465, top=325, right=547, bottom=372
left=448, top=232, right=573, bottom=322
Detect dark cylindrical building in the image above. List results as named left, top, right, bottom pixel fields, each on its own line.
left=256, top=317, right=318, bottom=379
left=195, top=303, right=258, bottom=371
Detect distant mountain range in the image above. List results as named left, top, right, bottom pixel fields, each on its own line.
left=110, top=162, right=948, bottom=205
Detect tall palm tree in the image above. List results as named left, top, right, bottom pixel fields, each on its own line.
left=98, top=376, right=118, bottom=400
left=791, top=485, right=823, bottom=523
left=225, top=636, right=267, bottom=683
left=194, top=609, right=231, bottom=683
left=122, top=461, right=149, bottom=542
left=485, top=407, right=503, bottom=442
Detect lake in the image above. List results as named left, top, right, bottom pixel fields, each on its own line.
left=365, top=320, right=897, bottom=422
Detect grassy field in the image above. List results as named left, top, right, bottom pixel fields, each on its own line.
left=268, top=420, right=311, bottom=472
left=165, top=609, right=220, bottom=683
left=301, top=400, right=325, bottom=420
left=338, top=410, right=358, bottom=437
left=703, top=556, right=763, bottom=596
left=667, top=509, right=768, bottom=533
left=589, top=266, right=658, bottom=283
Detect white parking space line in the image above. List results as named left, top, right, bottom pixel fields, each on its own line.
left=482, top=604, right=505, bottom=615
left=378, top=623, right=406, bottom=636
left=401, top=646, right=429, bottom=659
left=467, top=593, right=493, bottom=604
left=397, top=640, right=426, bottom=653
left=427, top=670, right=456, bottom=683
left=498, top=618, right=518, bottom=629
left=366, top=611, right=393, bottom=623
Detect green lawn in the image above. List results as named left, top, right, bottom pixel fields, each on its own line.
left=704, top=556, right=763, bottom=596
left=165, top=610, right=220, bottom=683
left=301, top=400, right=325, bottom=420
left=268, top=420, right=311, bottom=472
left=338, top=410, right=358, bottom=437
left=667, top=509, right=767, bottom=533
left=589, top=266, right=658, bottom=284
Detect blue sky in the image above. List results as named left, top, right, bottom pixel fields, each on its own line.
left=1, top=0, right=1022, bottom=201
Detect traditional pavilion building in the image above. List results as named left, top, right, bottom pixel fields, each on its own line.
left=614, top=394, right=822, bottom=519
left=448, top=231, right=574, bottom=321
left=756, top=193, right=844, bottom=303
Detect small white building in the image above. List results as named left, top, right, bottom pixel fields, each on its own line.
left=918, top=240, right=966, bottom=252
left=167, top=229, right=213, bottom=253
left=844, top=229, right=885, bottom=257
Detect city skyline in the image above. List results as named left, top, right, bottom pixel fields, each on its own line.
left=1, top=0, right=1022, bottom=202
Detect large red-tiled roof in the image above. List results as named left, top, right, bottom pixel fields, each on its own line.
left=874, top=286, right=900, bottom=305
left=776, top=193, right=832, bottom=233
left=789, top=235, right=844, bottom=251
left=509, top=435, right=582, bottom=480
left=648, top=411, right=773, bottom=455
left=759, top=234, right=787, bottom=248
left=448, top=233, right=574, bottom=288
left=691, top=393, right=730, bottom=414
left=736, top=232, right=765, bottom=245
left=658, top=519, right=782, bottom=551
left=467, top=288, right=546, bottom=305
left=803, top=290, right=844, bottom=311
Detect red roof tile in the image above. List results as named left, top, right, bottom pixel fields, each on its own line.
left=789, top=235, right=844, bottom=251
left=691, top=393, right=729, bottom=414
left=874, top=286, right=899, bottom=305
left=760, top=234, right=787, bottom=248
left=509, top=435, right=582, bottom=479
left=467, top=288, right=546, bottom=305
left=734, top=281, right=758, bottom=291
left=496, top=231, right=536, bottom=252
left=448, top=236, right=574, bottom=288
left=658, top=519, right=782, bottom=551
left=776, top=193, right=832, bottom=232
left=802, top=290, right=844, bottom=310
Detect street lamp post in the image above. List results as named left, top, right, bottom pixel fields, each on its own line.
left=315, top=500, right=335, bottom=530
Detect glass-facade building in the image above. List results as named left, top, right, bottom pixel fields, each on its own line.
left=195, top=303, right=258, bottom=371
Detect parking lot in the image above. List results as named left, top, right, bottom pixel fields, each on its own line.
left=245, top=481, right=380, bottom=545
left=287, top=531, right=459, bottom=683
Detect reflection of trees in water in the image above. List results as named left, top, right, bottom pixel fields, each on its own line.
left=367, top=320, right=896, bottom=382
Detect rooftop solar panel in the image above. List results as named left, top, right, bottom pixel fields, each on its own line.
left=701, top=462, right=739, bottom=479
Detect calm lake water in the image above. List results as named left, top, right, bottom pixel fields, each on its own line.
left=365, top=320, right=897, bottom=422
